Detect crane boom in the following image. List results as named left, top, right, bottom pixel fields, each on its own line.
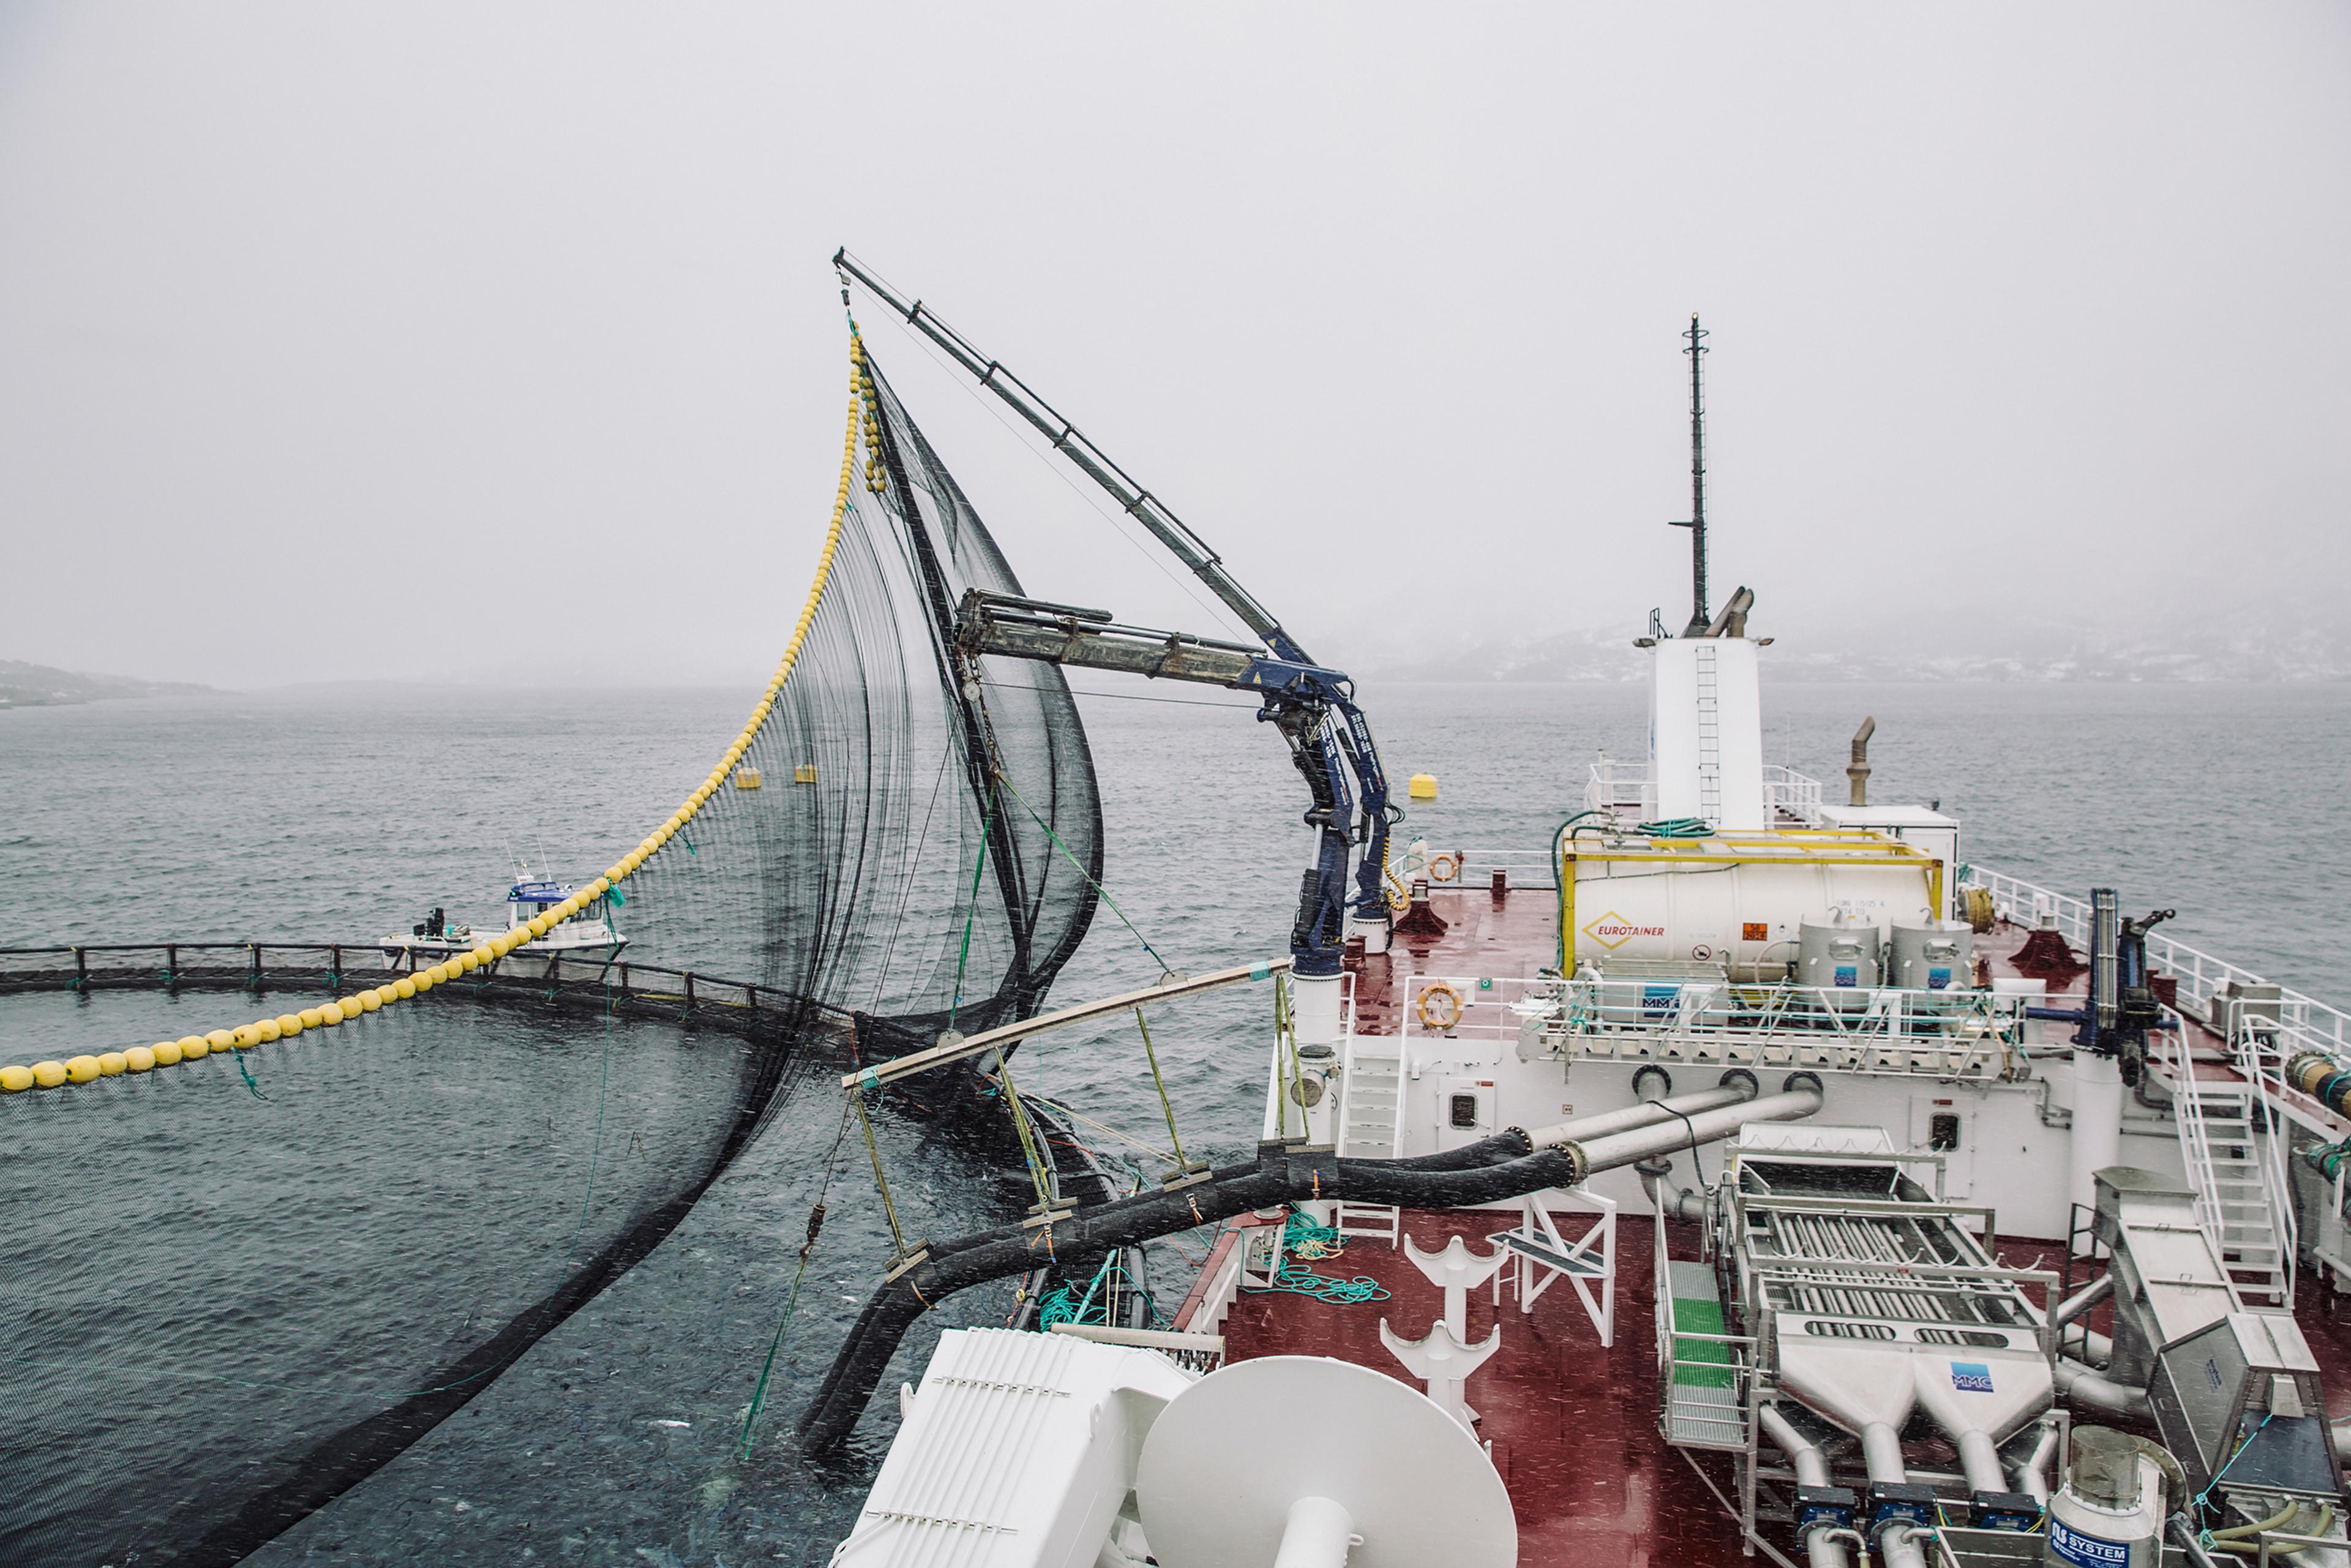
left=841, top=255, right=1397, bottom=976
left=834, top=249, right=1310, bottom=664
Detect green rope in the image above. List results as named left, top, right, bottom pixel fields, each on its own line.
left=994, top=770, right=1174, bottom=975
left=1248, top=1209, right=1387, bottom=1303
left=1638, top=817, right=1714, bottom=838
left=737, top=1097, right=853, bottom=1459
left=1262, top=1264, right=1389, bottom=1304
left=232, top=1050, right=268, bottom=1101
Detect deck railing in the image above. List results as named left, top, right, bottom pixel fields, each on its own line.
left=1405, top=971, right=2025, bottom=1079
left=1581, top=761, right=1827, bottom=827
left=1653, top=1217, right=1755, bottom=1452
left=1962, top=865, right=2351, bottom=1070
left=0, top=941, right=809, bottom=1040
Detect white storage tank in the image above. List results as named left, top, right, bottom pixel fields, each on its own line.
left=1566, top=835, right=1940, bottom=982
left=2043, top=1427, right=2164, bottom=1567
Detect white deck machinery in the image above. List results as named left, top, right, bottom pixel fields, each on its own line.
left=1652, top=1141, right=2349, bottom=1566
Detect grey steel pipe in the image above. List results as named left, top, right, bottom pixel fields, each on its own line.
left=1537, top=1079, right=1755, bottom=1144
left=2055, top=1357, right=2152, bottom=1420
left=1759, top=1408, right=1850, bottom=1568
left=1953, top=1429, right=2008, bottom=1496
left=1560, top=1081, right=1826, bottom=1173
left=2051, top=1272, right=2113, bottom=1332
left=1877, top=1522, right=1929, bottom=1568
left=2014, top=1416, right=2061, bottom=1505
left=1640, top=1161, right=1706, bottom=1223
left=1860, top=1422, right=1908, bottom=1485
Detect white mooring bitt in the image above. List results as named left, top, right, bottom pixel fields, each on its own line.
left=1378, top=1316, right=1502, bottom=1435
left=1403, top=1232, right=1510, bottom=1342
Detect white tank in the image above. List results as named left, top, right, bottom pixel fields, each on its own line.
left=2044, top=1428, right=2163, bottom=1567
left=1889, top=923, right=1974, bottom=991
left=1569, top=855, right=1937, bottom=981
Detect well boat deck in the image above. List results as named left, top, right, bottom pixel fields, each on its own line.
left=1196, top=1209, right=2351, bottom=1566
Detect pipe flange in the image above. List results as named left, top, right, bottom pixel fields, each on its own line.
left=1782, top=1070, right=1824, bottom=1097
left=1717, top=1067, right=1760, bottom=1098
left=1632, top=1064, right=1673, bottom=1100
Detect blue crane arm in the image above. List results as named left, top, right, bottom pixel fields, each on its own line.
left=953, top=591, right=1395, bottom=974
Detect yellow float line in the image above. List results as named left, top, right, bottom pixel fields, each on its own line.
left=0, top=348, right=871, bottom=1096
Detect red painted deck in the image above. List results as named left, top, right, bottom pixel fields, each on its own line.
left=1215, top=1209, right=1745, bottom=1567
left=1204, top=1216, right=2351, bottom=1567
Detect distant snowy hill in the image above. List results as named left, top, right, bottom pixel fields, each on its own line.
left=0, top=659, right=216, bottom=708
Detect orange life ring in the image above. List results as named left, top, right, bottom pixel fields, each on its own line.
left=1417, top=981, right=1464, bottom=1033
left=1427, top=852, right=1462, bottom=883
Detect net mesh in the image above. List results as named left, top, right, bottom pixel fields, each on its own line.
left=0, top=330, right=1100, bottom=1563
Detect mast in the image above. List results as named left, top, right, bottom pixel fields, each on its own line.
left=1680, top=313, right=1710, bottom=636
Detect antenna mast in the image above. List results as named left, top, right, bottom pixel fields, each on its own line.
left=1679, top=313, right=1710, bottom=636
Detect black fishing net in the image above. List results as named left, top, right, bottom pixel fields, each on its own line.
left=0, top=330, right=1100, bottom=1563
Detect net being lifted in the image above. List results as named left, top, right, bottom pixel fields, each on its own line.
left=0, top=323, right=1099, bottom=1564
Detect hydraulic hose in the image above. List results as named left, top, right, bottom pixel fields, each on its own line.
left=798, top=1081, right=1824, bottom=1449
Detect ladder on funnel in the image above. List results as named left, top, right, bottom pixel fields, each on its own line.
left=2170, top=1029, right=2295, bottom=1309
left=1335, top=1035, right=1404, bottom=1244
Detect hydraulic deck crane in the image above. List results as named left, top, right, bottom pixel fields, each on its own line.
left=836, top=250, right=1396, bottom=979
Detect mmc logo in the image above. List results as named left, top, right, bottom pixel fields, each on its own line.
left=1951, top=1362, right=1994, bottom=1392
left=1582, top=911, right=1665, bottom=950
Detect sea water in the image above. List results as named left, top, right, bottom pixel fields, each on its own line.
left=2, top=679, right=2345, bottom=1563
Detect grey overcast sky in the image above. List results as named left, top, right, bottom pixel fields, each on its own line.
left=2, top=4, right=2347, bottom=689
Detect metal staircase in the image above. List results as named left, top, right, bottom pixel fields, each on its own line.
left=1335, top=1036, right=1404, bottom=1244
left=2167, top=1026, right=2296, bottom=1310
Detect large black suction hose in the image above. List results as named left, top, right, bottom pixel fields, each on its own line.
left=795, top=1076, right=1822, bottom=1450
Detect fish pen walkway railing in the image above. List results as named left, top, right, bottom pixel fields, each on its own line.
left=0, top=942, right=816, bottom=1044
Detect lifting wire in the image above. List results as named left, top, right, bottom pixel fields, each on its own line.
left=736, top=1097, right=853, bottom=1460
left=993, top=769, right=1174, bottom=978
left=1133, top=1008, right=1206, bottom=1179
left=986, top=1049, right=1063, bottom=1217
left=850, top=1089, right=916, bottom=1264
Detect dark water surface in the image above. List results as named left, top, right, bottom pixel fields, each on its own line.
left=3, top=678, right=2346, bottom=1564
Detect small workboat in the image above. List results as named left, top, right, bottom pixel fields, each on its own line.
left=379, top=874, right=626, bottom=980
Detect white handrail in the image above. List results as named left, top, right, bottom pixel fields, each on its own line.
left=1963, top=865, right=2351, bottom=1072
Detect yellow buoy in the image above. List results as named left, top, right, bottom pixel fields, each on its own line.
left=1, top=1063, right=36, bottom=1092
left=155, top=1040, right=185, bottom=1065
left=205, top=1029, right=235, bottom=1052
left=298, top=1008, right=324, bottom=1029
left=394, top=978, right=418, bottom=1000
left=233, top=1024, right=261, bottom=1049
left=31, top=1060, right=67, bottom=1088
left=98, top=1051, right=127, bottom=1076
left=65, top=1055, right=102, bottom=1082
left=734, top=767, right=763, bottom=790
left=257, top=1018, right=281, bottom=1042
left=125, top=1046, right=156, bottom=1073
left=360, top=989, right=384, bottom=1011
left=1408, top=773, right=1439, bottom=801
left=794, top=763, right=819, bottom=785
left=277, top=1013, right=304, bottom=1037
left=183, top=1037, right=210, bottom=1060
left=319, top=1003, right=345, bottom=1027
